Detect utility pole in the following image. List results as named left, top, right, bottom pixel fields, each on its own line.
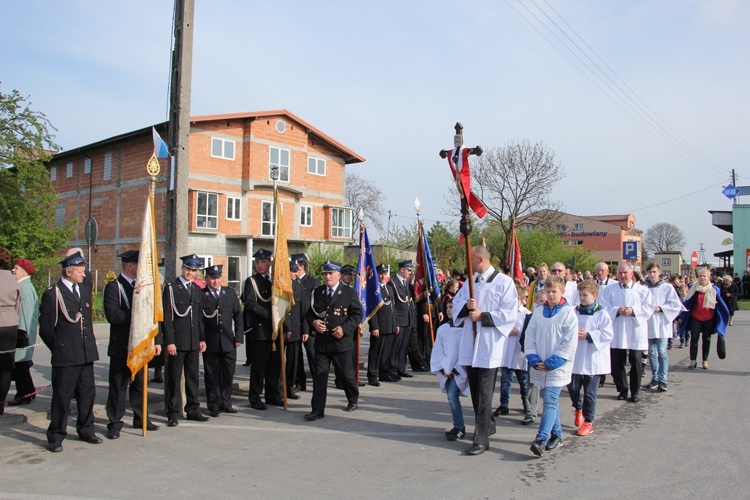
left=165, top=0, right=194, bottom=281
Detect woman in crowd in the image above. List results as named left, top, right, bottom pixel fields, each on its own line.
left=9, top=259, right=39, bottom=405
left=0, top=248, right=21, bottom=414
left=720, top=275, right=739, bottom=327
left=679, top=268, right=729, bottom=370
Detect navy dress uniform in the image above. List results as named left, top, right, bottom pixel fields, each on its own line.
left=392, top=260, right=425, bottom=376
left=39, top=254, right=100, bottom=451
left=292, top=253, right=319, bottom=391
left=368, top=264, right=399, bottom=384
left=162, top=254, right=209, bottom=426
left=304, top=261, right=363, bottom=420
left=201, top=265, right=244, bottom=417
left=104, top=250, right=161, bottom=439
left=284, top=262, right=304, bottom=399
left=242, top=248, right=283, bottom=410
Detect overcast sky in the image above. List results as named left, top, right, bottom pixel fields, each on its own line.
left=2, top=0, right=748, bottom=265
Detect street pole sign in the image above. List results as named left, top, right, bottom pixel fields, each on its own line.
left=691, top=251, right=699, bottom=268
left=85, top=217, right=98, bottom=247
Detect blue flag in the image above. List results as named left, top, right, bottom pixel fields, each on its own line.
left=355, top=226, right=383, bottom=326
left=152, top=127, right=170, bottom=159
left=415, top=223, right=441, bottom=305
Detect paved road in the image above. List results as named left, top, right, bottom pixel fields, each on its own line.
left=0, top=313, right=747, bottom=499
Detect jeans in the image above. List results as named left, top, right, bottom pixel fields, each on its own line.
left=499, top=367, right=530, bottom=413
left=535, top=386, right=562, bottom=444
left=444, top=376, right=465, bottom=429
left=648, top=338, right=669, bottom=386
left=527, top=382, right=540, bottom=417
left=567, top=374, right=601, bottom=423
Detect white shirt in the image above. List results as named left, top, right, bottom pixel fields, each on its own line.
left=598, top=281, right=653, bottom=350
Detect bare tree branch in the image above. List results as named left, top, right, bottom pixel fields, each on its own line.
left=344, top=171, right=387, bottom=234
left=643, top=222, right=686, bottom=254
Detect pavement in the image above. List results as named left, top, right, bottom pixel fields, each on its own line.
left=0, top=314, right=748, bottom=499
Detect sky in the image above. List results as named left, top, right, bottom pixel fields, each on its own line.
left=2, top=0, right=748, bottom=266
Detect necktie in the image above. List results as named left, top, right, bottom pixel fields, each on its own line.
left=266, top=275, right=271, bottom=282
left=72, top=283, right=80, bottom=300
left=623, top=284, right=629, bottom=289
left=213, top=289, right=220, bottom=300
left=476, top=275, right=484, bottom=283
left=328, top=287, right=334, bottom=298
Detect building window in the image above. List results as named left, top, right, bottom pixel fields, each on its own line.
left=197, top=255, right=213, bottom=269
left=331, top=207, right=352, bottom=239
left=662, top=258, right=671, bottom=266
left=84, top=158, right=91, bottom=174
left=66, top=162, right=73, bottom=178
left=556, top=224, right=567, bottom=232
left=196, top=192, right=218, bottom=229
left=211, top=137, right=235, bottom=160
left=56, top=207, right=65, bottom=227
left=573, top=223, right=584, bottom=230
left=269, top=146, right=290, bottom=183
left=261, top=200, right=275, bottom=236
left=524, top=224, right=533, bottom=231
left=50, top=166, right=57, bottom=181
left=300, top=205, right=313, bottom=227
left=226, top=196, right=241, bottom=220
left=227, top=256, right=241, bottom=293
left=103, top=152, right=112, bottom=181
left=308, top=157, right=326, bottom=176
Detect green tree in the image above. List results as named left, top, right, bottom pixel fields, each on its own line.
left=0, top=85, right=75, bottom=285
left=426, top=221, right=461, bottom=273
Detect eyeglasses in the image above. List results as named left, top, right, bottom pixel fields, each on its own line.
left=550, top=268, right=565, bottom=273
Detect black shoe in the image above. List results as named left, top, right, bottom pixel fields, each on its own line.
left=266, top=399, right=285, bottom=407
left=628, top=396, right=640, bottom=403
left=150, top=376, right=163, bottom=383
left=466, top=444, right=488, bottom=455
left=545, top=435, right=563, bottom=450
left=80, top=434, right=103, bottom=444
left=167, top=418, right=179, bottom=427
left=48, top=441, right=63, bottom=452
left=250, top=400, right=267, bottom=410
left=398, top=372, right=413, bottom=378
left=644, top=381, right=659, bottom=390
left=107, top=430, right=120, bottom=440
left=186, top=413, right=209, bottom=422
left=242, top=360, right=251, bottom=366
left=657, top=384, right=668, bottom=392
left=445, top=427, right=466, bottom=441
left=358, top=381, right=366, bottom=387
left=287, top=391, right=301, bottom=400
left=492, top=406, right=510, bottom=417
left=222, top=407, right=238, bottom=413
left=345, top=402, right=358, bottom=412
left=209, top=409, right=221, bottom=418
left=617, top=392, right=628, bottom=401
left=304, top=411, right=324, bottom=421
left=7, top=397, right=32, bottom=406
left=368, top=380, right=381, bottom=387
left=144, top=422, right=160, bottom=431
left=297, top=385, right=307, bottom=392
left=380, top=375, right=399, bottom=382
left=530, top=440, right=544, bottom=457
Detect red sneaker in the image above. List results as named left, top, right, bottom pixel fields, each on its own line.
left=577, top=421, right=594, bottom=436
left=573, top=409, right=584, bottom=428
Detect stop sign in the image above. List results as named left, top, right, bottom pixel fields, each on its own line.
left=691, top=251, right=699, bottom=267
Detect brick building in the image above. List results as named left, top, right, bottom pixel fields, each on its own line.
left=47, top=110, right=364, bottom=291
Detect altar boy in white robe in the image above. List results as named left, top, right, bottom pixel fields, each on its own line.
left=598, top=262, right=653, bottom=403
left=643, top=263, right=684, bottom=392
left=453, top=246, right=518, bottom=456
left=569, top=280, right=613, bottom=437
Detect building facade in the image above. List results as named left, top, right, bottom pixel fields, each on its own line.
left=47, top=110, right=364, bottom=291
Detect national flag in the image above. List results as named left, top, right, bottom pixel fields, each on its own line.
left=152, top=127, right=170, bottom=159
left=506, top=224, right=524, bottom=284
left=354, top=226, right=383, bottom=326
left=127, top=192, right=163, bottom=378
left=271, top=197, right=294, bottom=347
left=414, top=222, right=441, bottom=304
left=446, top=146, right=487, bottom=218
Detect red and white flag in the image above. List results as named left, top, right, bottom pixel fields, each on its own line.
left=447, top=147, right=487, bottom=219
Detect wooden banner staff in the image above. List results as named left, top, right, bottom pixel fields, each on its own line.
left=414, top=201, right=435, bottom=346
left=355, top=209, right=364, bottom=388
left=439, top=122, right=483, bottom=338
left=271, top=164, right=288, bottom=410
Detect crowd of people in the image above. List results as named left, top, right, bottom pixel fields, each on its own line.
left=0, top=245, right=737, bottom=457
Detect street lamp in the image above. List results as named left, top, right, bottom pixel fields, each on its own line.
left=414, top=197, right=421, bottom=221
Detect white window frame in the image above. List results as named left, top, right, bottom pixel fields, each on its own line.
left=103, top=152, right=112, bottom=181
left=56, top=206, right=65, bottom=227
left=50, top=166, right=57, bottom=181
left=196, top=191, right=219, bottom=229
left=307, top=157, right=326, bottom=176
left=261, top=200, right=275, bottom=236
left=331, top=207, right=352, bottom=239
left=84, top=157, right=91, bottom=174
left=66, top=162, right=73, bottom=178
left=211, top=137, right=236, bottom=160
left=556, top=224, right=567, bottom=232
left=573, top=223, right=584, bottom=230
left=197, top=255, right=213, bottom=269
left=269, top=146, right=290, bottom=183
left=226, top=196, right=241, bottom=221
left=300, top=205, right=313, bottom=227
left=662, top=258, right=671, bottom=266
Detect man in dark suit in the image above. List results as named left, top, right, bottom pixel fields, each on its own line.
left=292, top=253, right=318, bottom=391
left=304, top=261, right=363, bottom=420
left=368, top=264, right=399, bottom=385
left=201, top=264, right=243, bottom=417
left=284, top=262, right=304, bottom=400
left=162, top=254, right=209, bottom=427
left=104, top=250, right=162, bottom=440
left=392, top=260, right=426, bottom=377
left=335, top=264, right=364, bottom=389
left=39, top=254, right=101, bottom=452
left=242, top=249, right=283, bottom=410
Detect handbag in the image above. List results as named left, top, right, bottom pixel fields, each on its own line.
left=717, top=334, right=726, bottom=360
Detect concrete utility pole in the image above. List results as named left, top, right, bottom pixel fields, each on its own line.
left=165, top=0, right=194, bottom=280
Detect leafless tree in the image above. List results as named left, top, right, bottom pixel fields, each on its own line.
left=643, top=222, right=686, bottom=254
left=344, top=171, right=387, bottom=235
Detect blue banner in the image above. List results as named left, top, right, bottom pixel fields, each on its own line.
left=355, top=227, right=383, bottom=326
left=421, top=224, right=441, bottom=304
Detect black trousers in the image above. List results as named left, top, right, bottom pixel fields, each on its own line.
left=689, top=316, right=715, bottom=362
left=47, top=362, right=96, bottom=443
left=203, top=349, right=237, bottom=411
left=298, top=336, right=316, bottom=386
left=378, top=333, right=398, bottom=378
left=12, top=329, right=36, bottom=401
left=249, top=340, right=282, bottom=403
left=610, top=348, right=643, bottom=397
left=396, top=324, right=425, bottom=373
left=106, top=356, right=148, bottom=431
left=285, top=341, right=301, bottom=394
left=311, top=349, right=358, bottom=413
left=466, top=366, right=498, bottom=447
left=367, top=332, right=383, bottom=382
left=417, top=319, right=434, bottom=366
left=165, top=349, right=201, bottom=419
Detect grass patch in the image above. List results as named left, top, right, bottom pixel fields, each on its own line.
left=737, top=299, right=750, bottom=310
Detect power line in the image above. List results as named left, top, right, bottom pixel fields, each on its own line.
left=623, top=181, right=724, bottom=213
